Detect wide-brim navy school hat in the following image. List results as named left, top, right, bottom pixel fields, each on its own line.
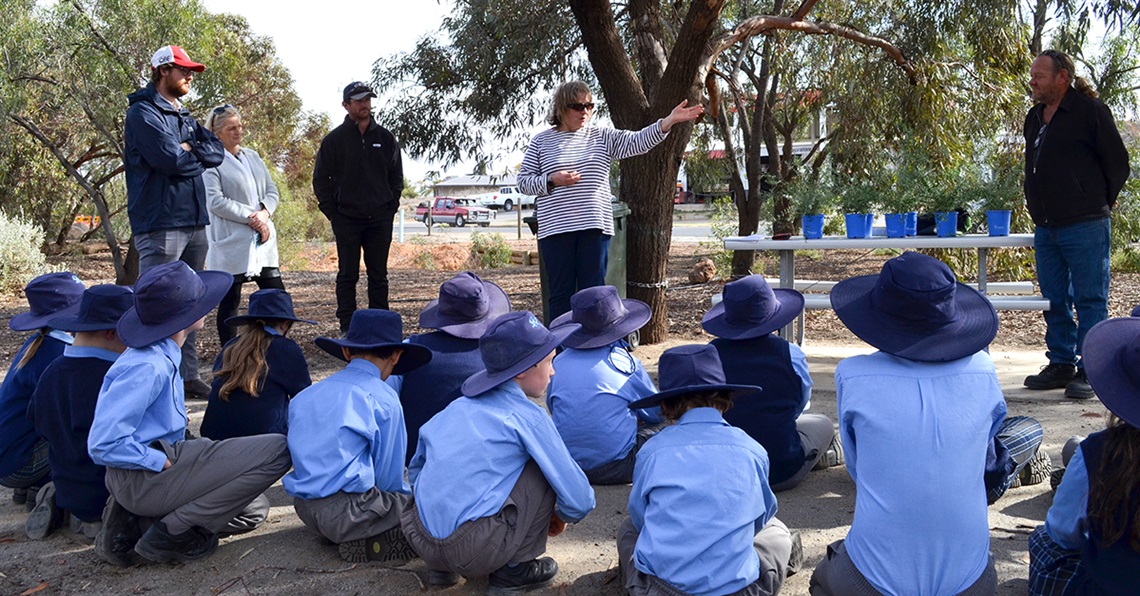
left=117, top=262, right=232, bottom=348
left=462, top=311, right=580, bottom=397
left=314, top=309, right=432, bottom=376
left=50, top=284, right=134, bottom=332
left=628, top=344, right=761, bottom=409
left=225, top=289, right=316, bottom=327
left=702, top=275, right=804, bottom=340
left=1082, top=317, right=1140, bottom=428
left=550, top=285, right=650, bottom=349
left=9, top=272, right=85, bottom=331
left=418, top=272, right=510, bottom=339
left=830, top=251, right=998, bottom=363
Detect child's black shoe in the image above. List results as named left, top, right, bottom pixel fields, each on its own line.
left=487, top=557, right=558, bottom=595
left=93, top=497, right=142, bottom=567
left=133, top=521, right=218, bottom=563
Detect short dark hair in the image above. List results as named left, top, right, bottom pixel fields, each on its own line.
left=659, top=390, right=734, bottom=421
left=150, top=64, right=169, bottom=85
left=346, top=346, right=401, bottom=360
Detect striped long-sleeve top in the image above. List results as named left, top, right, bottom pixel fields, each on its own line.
left=517, top=121, right=668, bottom=240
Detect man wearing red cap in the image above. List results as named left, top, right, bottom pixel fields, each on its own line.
left=123, top=45, right=224, bottom=399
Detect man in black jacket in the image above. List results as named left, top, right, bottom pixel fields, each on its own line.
left=312, top=82, right=404, bottom=332
left=1022, top=50, right=1130, bottom=399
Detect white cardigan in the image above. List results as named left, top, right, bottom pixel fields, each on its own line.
left=202, top=147, right=280, bottom=275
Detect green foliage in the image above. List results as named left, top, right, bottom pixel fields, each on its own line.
left=787, top=179, right=834, bottom=216
left=840, top=182, right=881, bottom=214
left=470, top=232, right=512, bottom=268
left=0, top=211, right=58, bottom=293
left=1110, top=150, right=1140, bottom=272
left=271, top=169, right=332, bottom=270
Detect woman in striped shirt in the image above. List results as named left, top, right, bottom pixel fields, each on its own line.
left=517, top=81, right=703, bottom=322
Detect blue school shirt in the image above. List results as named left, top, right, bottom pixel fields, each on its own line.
left=200, top=329, right=311, bottom=440
left=547, top=343, right=662, bottom=470
left=629, top=407, right=778, bottom=596
left=836, top=351, right=1005, bottom=596
left=408, top=381, right=595, bottom=539
left=0, top=331, right=70, bottom=477
left=283, top=359, right=409, bottom=500
left=88, top=339, right=187, bottom=472
left=30, top=346, right=118, bottom=521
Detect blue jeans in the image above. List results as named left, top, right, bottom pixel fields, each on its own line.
left=134, top=226, right=209, bottom=381
left=1034, top=218, right=1111, bottom=368
left=539, top=229, right=610, bottom=324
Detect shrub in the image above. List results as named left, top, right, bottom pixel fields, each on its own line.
left=470, top=232, right=512, bottom=268
left=698, top=196, right=739, bottom=277
left=0, top=210, right=57, bottom=293
left=413, top=250, right=436, bottom=270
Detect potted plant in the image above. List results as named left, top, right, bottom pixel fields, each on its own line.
left=840, top=183, right=879, bottom=239
left=880, top=180, right=914, bottom=239
left=980, top=171, right=1021, bottom=236
left=925, top=176, right=963, bottom=237
left=790, top=180, right=833, bottom=239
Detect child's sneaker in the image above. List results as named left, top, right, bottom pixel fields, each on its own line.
left=786, top=530, right=804, bottom=576
left=25, top=481, right=60, bottom=539
left=813, top=435, right=845, bottom=470
left=1050, top=467, right=1066, bottom=491
left=338, top=526, right=417, bottom=564
left=487, top=557, right=559, bottom=595
left=1011, top=451, right=1052, bottom=488
left=12, top=487, right=28, bottom=505
left=427, top=569, right=461, bottom=586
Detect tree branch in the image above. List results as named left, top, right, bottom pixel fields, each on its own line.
left=707, top=16, right=916, bottom=84
left=9, top=114, right=125, bottom=281
left=66, top=0, right=136, bottom=82
left=789, top=0, right=820, bottom=21
left=569, top=0, right=649, bottom=127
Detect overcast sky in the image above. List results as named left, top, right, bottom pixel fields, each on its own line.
left=199, top=0, right=453, bottom=182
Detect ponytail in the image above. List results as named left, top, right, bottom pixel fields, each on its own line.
left=216, top=321, right=273, bottom=400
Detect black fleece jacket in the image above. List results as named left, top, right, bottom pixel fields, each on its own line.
left=312, top=116, right=403, bottom=220
left=1023, top=87, right=1130, bottom=227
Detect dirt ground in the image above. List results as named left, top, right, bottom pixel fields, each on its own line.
left=0, top=241, right=1137, bottom=595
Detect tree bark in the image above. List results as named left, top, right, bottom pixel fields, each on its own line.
left=10, top=114, right=126, bottom=282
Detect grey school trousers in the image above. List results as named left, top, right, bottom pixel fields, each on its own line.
left=134, top=227, right=208, bottom=382
left=771, top=413, right=836, bottom=492
left=105, top=435, right=291, bottom=535
left=293, top=487, right=409, bottom=543
left=401, top=460, right=555, bottom=577
left=809, top=539, right=997, bottom=595
left=617, top=516, right=792, bottom=596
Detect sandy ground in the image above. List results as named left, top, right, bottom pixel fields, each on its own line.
left=0, top=340, right=1106, bottom=596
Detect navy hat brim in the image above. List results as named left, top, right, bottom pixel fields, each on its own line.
left=314, top=337, right=433, bottom=376
left=10, top=303, right=82, bottom=332
left=224, top=314, right=317, bottom=328
left=116, top=271, right=233, bottom=348
left=701, top=288, right=804, bottom=339
left=418, top=281, right=511, bottom=339
left=461, top=323, right=580, bottom=397
left=550, top=298, right=651, bottom=349
left=1083, top=317, right=1140, bottom=428
left=830, top=274, right=998, bottom=362
left=628, top=383, right=762, bottom=410
left=49, top=314, right=119, bottom=332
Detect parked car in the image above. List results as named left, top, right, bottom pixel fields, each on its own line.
left=473, top=186, right=535, bottom=212
left=414, top=197, right=495, bottom=227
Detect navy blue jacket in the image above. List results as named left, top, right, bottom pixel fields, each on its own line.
left=124, top=84, right=224, bottom=234
left=711, top=336, right=806, bottom=485
left=200, top=333, right=312, bottom=440
left=1073, top=430, right=1140, bottom=594
left=0, top=334, right=67, bottom=478
left=29, top=354, right=114, bottom=521
left=397, top=331, right=482, bottom=464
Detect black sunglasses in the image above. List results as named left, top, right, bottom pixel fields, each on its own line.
left=213, top=104, right=235, bottom=114
left=567, top=102, right=595, bottom=112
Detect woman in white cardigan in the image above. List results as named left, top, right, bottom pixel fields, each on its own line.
left=203, top=105, right=285, bottom=345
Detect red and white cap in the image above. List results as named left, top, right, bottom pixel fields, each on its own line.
left=150, top=45, right=205, bottom=72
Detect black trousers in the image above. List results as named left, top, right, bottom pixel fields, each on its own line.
left=331, top=213, right=394, bottom=330
left=216, top=270, right=286, bottom=345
